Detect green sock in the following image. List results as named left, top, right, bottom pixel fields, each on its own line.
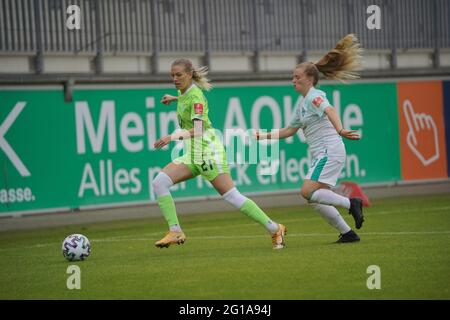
left=156, top=194, right=179, bottom=227
left=240, top=199, right=273, bottom=229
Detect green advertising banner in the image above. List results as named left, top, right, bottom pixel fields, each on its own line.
left=0, top=83, right=400, bottom=214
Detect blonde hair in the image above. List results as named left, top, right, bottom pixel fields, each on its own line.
left=297, top=34, right=363, bottom=85
left=171, top=58, right=212, bottom=91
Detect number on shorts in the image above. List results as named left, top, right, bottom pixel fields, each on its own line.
left=201, top=160, right=214, bottom=171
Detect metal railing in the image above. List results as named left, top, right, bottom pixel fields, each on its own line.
left=0, top=0, right=449, bottom=73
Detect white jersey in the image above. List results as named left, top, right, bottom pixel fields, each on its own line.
left=289, top=87, right=345, bottom=160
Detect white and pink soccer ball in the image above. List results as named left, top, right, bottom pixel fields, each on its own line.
left=62, top=234, right=91, bottom=261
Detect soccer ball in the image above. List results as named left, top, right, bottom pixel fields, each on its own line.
left=62, top=234, right=91, bottom=261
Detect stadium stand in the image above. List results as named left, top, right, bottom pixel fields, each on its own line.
left=0, top=0, right=449, bottom=83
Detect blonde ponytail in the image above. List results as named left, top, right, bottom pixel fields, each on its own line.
left=315, top=34, right=363, bottom=82
left=192, top=65, right=212, bottom=91
left=296, top=34, right=363, bottom=86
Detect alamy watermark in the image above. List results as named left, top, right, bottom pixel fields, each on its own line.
left=66, top=265, right=81, bottom=290
left=367, top=5, right=381, bottom=30
left=168, top=127, right=280, bottom=176
left=65, top=4, right=382, bottom=31
left=366, top=265, right=381, bottom=290
left=66, top=5, right=81, bottom=30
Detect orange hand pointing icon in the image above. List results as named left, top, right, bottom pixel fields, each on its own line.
left=403, top=99, right=439, bottom=166
left=398, top=81, right=448, bottom=180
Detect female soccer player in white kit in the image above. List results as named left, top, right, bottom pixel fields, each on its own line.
left=256, top=34, right=365, bottom=243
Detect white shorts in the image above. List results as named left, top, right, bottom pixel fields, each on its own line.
left=306, top=154, right=345, bottom=187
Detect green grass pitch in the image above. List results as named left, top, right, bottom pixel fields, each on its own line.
left=1, top=193, right=449, bottom=299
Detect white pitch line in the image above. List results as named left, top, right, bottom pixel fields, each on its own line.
left=92, top=205, right=450, bottom=241
left=1, top=230, right=449, bottom=252
left=1, top=205, right=449, bottom=251
left=374, top=206, right=450, bottom=215
left=94, top=230, right=450, bottom=242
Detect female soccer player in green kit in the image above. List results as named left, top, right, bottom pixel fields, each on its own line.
left=152, top=58, right=286, bottom=249
left=256, top=34, right=365, bottom=243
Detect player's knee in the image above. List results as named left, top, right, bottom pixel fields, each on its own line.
left=152, top=172, right=173, bottom=196
left=300, top=188, right=310, bottom=200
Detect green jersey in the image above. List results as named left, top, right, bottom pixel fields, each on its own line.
left=177, top=84, right=212, bottom=131
left=173, top=84, right=229, bottom=181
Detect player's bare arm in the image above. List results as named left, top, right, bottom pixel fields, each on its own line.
left=161, top=94, right=178, bottom=105
left=154, top=119, right=204, bottom=149
left=255, top=126, right=299, bottom=140
left=324, top=106, right=360, bottom=140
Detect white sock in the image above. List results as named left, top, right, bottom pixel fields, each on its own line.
left=223, top=187, right=247, bottom=209
left=152, top=172, right=174, bottom=197
left=310, top=188, right=350, bottom=209
left=266, top=220, right=280, bottom=234
left=169, top=224, right=182, bottom=233
left=310, top=203, right=351, bottom=234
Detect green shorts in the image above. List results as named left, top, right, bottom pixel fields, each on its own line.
left=174, top=149, right=230, bottom=181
